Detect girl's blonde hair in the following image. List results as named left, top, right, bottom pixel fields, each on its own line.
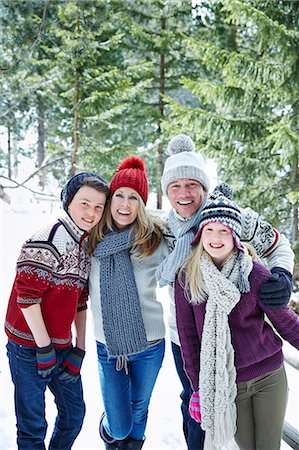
left=178, top=239, right=257, bottom=302
left=88, top=193, right=165, bottom=257
left=178, top=240, right=205, bottom=302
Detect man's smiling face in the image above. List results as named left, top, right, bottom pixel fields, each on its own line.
left=167, top=178, right=206, bottom=218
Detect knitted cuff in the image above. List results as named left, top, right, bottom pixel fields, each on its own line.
left=37, top=343, right=54, bottom=353
left=271, top=267, right=292, bottom=279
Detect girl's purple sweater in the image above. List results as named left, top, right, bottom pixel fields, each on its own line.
left=175, top=262, right=299, bottom=392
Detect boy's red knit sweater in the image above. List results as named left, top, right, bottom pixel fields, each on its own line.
left=5, top=216, right=90, bottom=348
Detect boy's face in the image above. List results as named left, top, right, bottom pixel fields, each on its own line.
left=68, top=186, right=106, bottom=231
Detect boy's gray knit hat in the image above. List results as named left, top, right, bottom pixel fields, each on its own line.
left=161, top=134, right=210, bottom=196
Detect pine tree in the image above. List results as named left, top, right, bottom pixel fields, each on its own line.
left=110, top=0, right=198, bottom=207
left=0, top=0, right=63, bottom=187
left=165, top=0, right=299, bottom=247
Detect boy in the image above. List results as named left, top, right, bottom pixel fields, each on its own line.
left=4, top=172, right=109, bottom=450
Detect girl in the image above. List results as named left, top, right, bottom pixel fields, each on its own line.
left=88, top=156, right=169, bottom=450
left=174, top=185, right=299, bottom=450
left=5, top=172, right=109, bottom=450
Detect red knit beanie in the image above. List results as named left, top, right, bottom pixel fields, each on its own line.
left=109, top=156, right=149, bottom=204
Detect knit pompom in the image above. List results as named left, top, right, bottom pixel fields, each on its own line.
left=110, top=155, right=149, bottom=204
left=117, top=156, right=146, bottom=173
left=210, top=183, right=233, bottom=200
left=167, top=134, right=196, bottom=155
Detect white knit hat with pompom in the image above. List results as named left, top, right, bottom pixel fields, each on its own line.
left=161, top=134, right=210, bottom=196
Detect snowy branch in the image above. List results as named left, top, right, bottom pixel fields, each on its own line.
left=0, top=156, right=66, bottom=204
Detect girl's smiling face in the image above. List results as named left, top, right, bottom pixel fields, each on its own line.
left=111, top=187, right=140, bottom=229
left=201, top=222, right=234, bottom=266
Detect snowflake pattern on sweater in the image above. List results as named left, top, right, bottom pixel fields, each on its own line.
left=5, top=216, right=90, bottom=347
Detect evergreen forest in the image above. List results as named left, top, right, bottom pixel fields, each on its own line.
left=0, top=0, right=298, bottom=266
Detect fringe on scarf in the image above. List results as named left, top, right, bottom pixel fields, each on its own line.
left=214, top=404, right=237, bottom=448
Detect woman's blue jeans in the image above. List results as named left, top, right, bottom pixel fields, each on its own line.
left=171, top=341, right=205, bottom=450
left=96, top=339, right=165, bottom=441
left=6, top=340, right=85, bottom=450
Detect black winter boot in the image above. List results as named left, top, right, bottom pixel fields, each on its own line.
left=99, top=412, right=123, bottom=449
left=104, top=442, right=123, bottom=450
left=119, top=437, right=145, bottom=450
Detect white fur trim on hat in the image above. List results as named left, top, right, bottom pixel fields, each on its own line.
left=161, top=134, right=210, bottom=195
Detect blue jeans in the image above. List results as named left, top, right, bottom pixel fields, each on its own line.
left=96, top=339, right=165, bottom=441
left=6, top=340, right=85, bottom=450
left=171, top=342, right=205, bottom=450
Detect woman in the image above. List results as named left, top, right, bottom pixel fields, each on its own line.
left=88, top=156, right=169, bottom=450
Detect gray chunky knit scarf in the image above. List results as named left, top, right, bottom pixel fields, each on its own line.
left=156, top=204, right=205, bottom=287
left=94, top=229, right=148, bottom=358
left=198, top=250, right=253, bottom=450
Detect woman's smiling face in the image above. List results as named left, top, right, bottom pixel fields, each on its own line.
left=110, top=187, right=140, bottom=229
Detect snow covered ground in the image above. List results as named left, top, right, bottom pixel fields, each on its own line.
left=1, top=196, right=298, bottom=450
left=0, top=196, right=184, bottom=450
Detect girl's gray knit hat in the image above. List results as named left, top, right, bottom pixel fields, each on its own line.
left=161, top=134, right=210, bottom=196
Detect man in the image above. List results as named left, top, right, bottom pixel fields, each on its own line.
left=156, top=134, right=294, bottom=450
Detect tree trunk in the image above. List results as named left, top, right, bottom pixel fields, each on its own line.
left=293, top=149, right=299, bottom=242
left=156, top=15, right=166, bottom=210
left=294, top=204, right=298, bottom=242
left=71, top=13, right=80, bottom=177
left=12, top=117, right=18, bottom=179
left=7, top=125, right=12, bottom=179
left=71, top=73, right=79, bottom=176
left=37, top=95, right=46, bottom=187
left=0, top=184, right=11, bottom=204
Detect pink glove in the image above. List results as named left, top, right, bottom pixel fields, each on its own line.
left=189, top=391, right=201, bottom=423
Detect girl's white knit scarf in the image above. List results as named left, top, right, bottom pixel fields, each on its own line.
left=198, top=250, right=253, bottom=450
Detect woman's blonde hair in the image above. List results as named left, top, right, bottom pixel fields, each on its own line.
left=88, top=192, right=165, bottom=257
